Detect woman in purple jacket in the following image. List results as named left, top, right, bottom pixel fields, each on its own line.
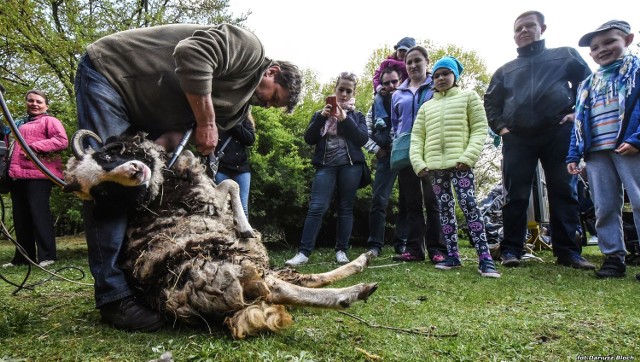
left=3, top=90, right=68, bottom=268
left=390, top=46, right=446, bottom=263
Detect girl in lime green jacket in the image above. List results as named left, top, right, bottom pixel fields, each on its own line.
left=409, top=56, right=500, bottom=278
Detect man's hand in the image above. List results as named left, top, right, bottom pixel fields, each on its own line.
left=185, top=92, right=217, bottom=155
left=195, top=123, right=218, bottom=155
left=559, top=113, right=575, bottom=124
left=376, top=148, right=388, bottom=159
left=499, top=128, right=510, bottom=136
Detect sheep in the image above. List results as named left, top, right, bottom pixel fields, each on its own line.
left=63, top=131, right=378, bottom=339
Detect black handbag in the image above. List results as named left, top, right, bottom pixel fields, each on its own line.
left=358, top=162, right=371, bottom=189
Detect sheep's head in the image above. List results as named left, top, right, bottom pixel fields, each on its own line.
left=64, top=131, right=167, bottom=217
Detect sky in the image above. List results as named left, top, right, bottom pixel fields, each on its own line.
left=227, top=0, right=639, bottom=83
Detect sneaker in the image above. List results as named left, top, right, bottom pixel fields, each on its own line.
left=284, top=252, right=309, bottom=267
left=38, top=260, right=55, bottom=268
left=478, top=258, right=501, bottom=278
left=557, top=254, right=596, bottom=270
left=595, top=257, right=626, bottom=278
left=501, top=252, right=520, bottom=267
left=392, top=252, right=425, bottom=262
left=99, top=296, right=165, bottom=332
left=431, top=254, right=446, bottom=263
left=336, top=251, right=349, bottom=264
left=2, top=262, right=17, bottom=268
left=587, top=235, right=599, bottom=245
left=366, top=249, right=380, bottom=258
left=434, top=256, right=462, bottom=270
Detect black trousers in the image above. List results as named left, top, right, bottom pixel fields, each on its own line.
left=500, top=123, right=581, bottom=258
left=397, top=167, right=446, bottom=258
left=9, top=179, right=57, bottom=264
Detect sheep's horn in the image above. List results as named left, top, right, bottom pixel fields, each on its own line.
left=71, top=130, right=102, bottom=160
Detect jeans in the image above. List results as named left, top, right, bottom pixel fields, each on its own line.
left=501, top=123, right=581, bottom=258
left=75, top=54, right=134, bottom=307
left=298, top=163, right=363, bottom=256
left=367, top=154, right=408, bottom=252
left=397, top=166, right=446, bottom=258
left=10, top=179, right=56, bottom=264
left=586, top=150, right=640, bottom=258
left=215, top=171, right=251, bottom=217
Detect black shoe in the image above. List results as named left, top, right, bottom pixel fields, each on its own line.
left=500, top=252, right=520, bottom=267
left=100, top=296, right=165, bottom=332
left=595, top=257, right=626, bottom=278
left=636, top=273, right=640, bottom=281
left=556, top=254, right=596, bottom=270
left=393, top=241, right=406, bottom=255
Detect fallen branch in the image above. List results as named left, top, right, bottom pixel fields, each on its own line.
left=338, top=311, right=458, bottom=338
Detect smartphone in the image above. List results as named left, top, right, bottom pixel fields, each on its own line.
left=325, top=95, right=338, bottom=117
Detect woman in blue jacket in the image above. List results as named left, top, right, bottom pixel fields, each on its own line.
left=285, top=72, right=368, bottom=266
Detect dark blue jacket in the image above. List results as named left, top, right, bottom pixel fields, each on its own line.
left=304, top=110, right=368, bottom=166
left=217, top=117, right=255, bottom=174
left=484, top=39, right=592, bottom=135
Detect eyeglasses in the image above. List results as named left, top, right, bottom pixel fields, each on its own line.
left=382, top=79, right=400, bottom=86
left=433, top=70, right=453, bottom=79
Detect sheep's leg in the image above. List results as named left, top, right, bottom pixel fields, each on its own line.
left=265, top=277, right=378, bottom=309
left=215, top=179, right=255, bottom=238
left=272, top=252, right=374, bottom=288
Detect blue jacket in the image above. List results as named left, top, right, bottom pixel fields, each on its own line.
left=304, top=110, right=368, bottom=166
left=391, top=76, right=435, bottom=136
left=567, top=70, right=640, bottom=164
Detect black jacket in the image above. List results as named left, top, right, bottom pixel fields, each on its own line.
left=484, top=39, right=592, bottom=135
left=304, top=109, right=368, bottom=166
left=217, top=117, right=255, bottom=174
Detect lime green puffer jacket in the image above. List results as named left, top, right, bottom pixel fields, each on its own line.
left=409, top=86, right=488, bottom=174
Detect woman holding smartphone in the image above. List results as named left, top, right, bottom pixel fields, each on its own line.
left=285, top=72, right=368, bottom=266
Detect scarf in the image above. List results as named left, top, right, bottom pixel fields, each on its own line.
left=321, top=98, right=356, bottom=136
left=573, top=52, right=640, bottom=145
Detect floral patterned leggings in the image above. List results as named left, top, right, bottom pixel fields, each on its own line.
left=429, top=168, right=491, bottom=260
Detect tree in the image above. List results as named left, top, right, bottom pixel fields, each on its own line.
left=0, top=0, right=248, bottom=235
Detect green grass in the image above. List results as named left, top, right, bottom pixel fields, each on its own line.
left=1, top=236, right=639, bottom=361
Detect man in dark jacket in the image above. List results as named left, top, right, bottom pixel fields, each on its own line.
left=74, top=23, right=302, bottom=332
left=484, top=11, right=594, bottom=269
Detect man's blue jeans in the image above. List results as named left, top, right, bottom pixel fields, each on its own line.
left=298, top=163, right=363, bottom=256
left=367, top=155, right=407, bottom=253
left=75, top=55, right=134, bottom=308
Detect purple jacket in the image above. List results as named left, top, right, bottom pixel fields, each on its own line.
left=372, top=54, right=408, bottom=93
left=391, top=76, right=435, bottom=136
left=8, top=113, right=68, bottom=180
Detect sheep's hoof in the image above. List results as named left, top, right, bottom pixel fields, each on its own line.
left=240, top=229, right=257, bottom=239
left=357, top=283, right=379, bottom=302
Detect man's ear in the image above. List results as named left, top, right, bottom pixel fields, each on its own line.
left=265, top=65, right=281, bottom=77
left=625, top=33, right=635, bottom=47
left=540, top=24, right=547, bottom=35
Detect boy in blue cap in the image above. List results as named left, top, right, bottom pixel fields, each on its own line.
left=567, top=20, right=640, bottom=280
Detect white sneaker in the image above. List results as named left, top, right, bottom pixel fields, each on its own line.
left=588, top=236, right=599, bottom=245
left=336, top=251, right=349, bottom=264
left=2, top=262, right=16, bottom=268
left=38, top=260, right=55, bottom=267
left=285, top=253, right=308, bottom=266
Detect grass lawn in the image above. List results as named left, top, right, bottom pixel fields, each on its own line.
left=1, top=235, right=639, bottom=362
